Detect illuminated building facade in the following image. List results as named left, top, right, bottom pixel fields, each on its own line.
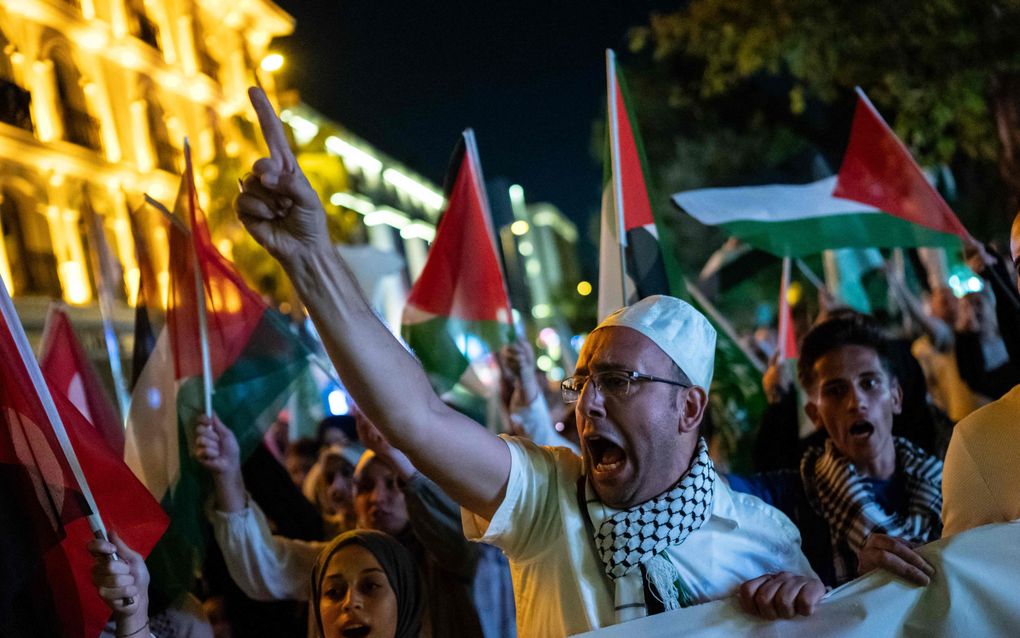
left=0, top=0, right=292, bottom=322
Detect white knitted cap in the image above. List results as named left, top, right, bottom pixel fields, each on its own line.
left=593, top=295, right=716, bottom=391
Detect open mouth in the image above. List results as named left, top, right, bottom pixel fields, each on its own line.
left=587, top=435, right=626, bottom=474
left=341, top=625, right=371, bottom=638
left=848, top=420, right=875, bottom=438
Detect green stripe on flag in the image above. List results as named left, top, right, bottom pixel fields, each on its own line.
left=403, top=316, right=516, bottom=395
left=721, top=213, right=960, bottom=258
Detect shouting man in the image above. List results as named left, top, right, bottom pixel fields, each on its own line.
left=235, top=87, right=820, bottom=636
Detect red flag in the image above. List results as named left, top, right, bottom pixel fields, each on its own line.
left=39, top=304, right=125, bottom=455
left=167, top=143, right=265, bottom=383
left=400, top=130, right=515, bottom=393
left=0, top=293, right=168, bottom=636
left=833, top=89, right=970, bottom=240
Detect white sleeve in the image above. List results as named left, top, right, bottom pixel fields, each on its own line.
left=207, top=497, right=326, bottom=601
left=509, top=392, right=581, bottom=455
left=461, top=435, right=568, bottom=562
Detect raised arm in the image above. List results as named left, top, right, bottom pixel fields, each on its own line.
left=235, top=87, right=509, bottom=519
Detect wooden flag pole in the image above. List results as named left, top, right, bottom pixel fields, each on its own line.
left=606, top=49, right=630, bottom=304
left=0, top=273, right=132, bottom=603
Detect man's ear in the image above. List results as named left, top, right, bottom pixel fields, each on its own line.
left=891, top=380, right=903, bottom=416
left=678, top=386, right=709, bottom=434
left=804, top=401, right=824, bottom=429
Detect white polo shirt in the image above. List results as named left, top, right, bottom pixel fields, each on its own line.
left=463, top=436, right=814, bottom=638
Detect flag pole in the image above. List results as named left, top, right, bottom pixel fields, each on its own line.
left=81, top=186, right=132, bottom=424
left=183, top=138, right=215, bottom=419
left=0, top=273, right=133, bottom=601
left=463, top=128, right=517, bottom=338
left=778, top=256, right=792, bottom=361
left=685, top=277, right=767, bottom=373
left=146, top=194, right=345, bottom=390
left=606, top=49, right=630, bottom=304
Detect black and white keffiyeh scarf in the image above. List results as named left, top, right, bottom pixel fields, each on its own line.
left=801, top=436, right=943, bottom=584
left=587, top=437, right=716, bottom=621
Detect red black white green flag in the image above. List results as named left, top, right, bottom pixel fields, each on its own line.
left=400, top=130, right=515, bottom=395
left=597, top=49, right=670, bottom=320
left=125, top=143, right=311, bottom=601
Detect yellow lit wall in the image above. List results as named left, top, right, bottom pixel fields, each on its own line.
left=0, top=0, right=293, bottom=312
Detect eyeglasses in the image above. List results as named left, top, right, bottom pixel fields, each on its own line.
left=560, top=370, right=690, bottom=403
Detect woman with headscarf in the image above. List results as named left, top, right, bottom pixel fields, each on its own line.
left=89, top=529, right=424, bottom=638
left=311, top=530, right=425, bottom=638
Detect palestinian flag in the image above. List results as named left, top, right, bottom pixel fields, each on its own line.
left=596, top=51, right=767, bottom=472
left=597, top=49, right=669, bottom=320
left=0, top=276, right=167, bottom=638
left=834, top=88, right=971, bottom=241
left=673, top=176, right=959, bottom=258
left=401, top=130, right=514, bottom=395
left=39, top=302, right=125, bottom=455
left=124, top=144, right=311, bottom=600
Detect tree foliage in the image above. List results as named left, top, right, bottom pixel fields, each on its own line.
left=628, top=0, right=1020, bottom=245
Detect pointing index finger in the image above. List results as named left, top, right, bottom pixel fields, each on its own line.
left=248, top=86, right=295, bottom=174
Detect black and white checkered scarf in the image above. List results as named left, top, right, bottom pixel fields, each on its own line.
left=801, top=437, right=943, bottom=584
left=589, top=437, right=715, bottom=621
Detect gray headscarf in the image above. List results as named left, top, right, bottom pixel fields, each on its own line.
left=311, top=529, right=424, bottom=638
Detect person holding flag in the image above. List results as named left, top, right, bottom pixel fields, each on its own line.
left=234, top=86, right=823, bottom=636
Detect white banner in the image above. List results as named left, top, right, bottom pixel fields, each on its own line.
left=575, top=520, right=1020, bottom=637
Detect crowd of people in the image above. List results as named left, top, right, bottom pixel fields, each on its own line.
left=85, top=88, right=1020, bottom=638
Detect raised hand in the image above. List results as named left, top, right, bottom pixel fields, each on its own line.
left=194, top=414, right=248, bottom=512
left=235, top=87, right=330, bottom=264
left=88, top=531, right=150, bottom=636
left=738, top=571, right=825, bottom=620
left=194, top=414, right=241, bottom=478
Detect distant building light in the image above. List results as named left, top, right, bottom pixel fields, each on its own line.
left=327, top=389, right=349, bottom=415
left=330, top=192, right=376, bottom=214
left=400, top=221, right=436, bottom=242
left=383, top=168, right=444, bottom=210
left=364, top=207, right=410, bottom=230
left=576, top=280, right=592, bottom=296
left=286, top=114, right=319, bottom=146
left=532, top=303, right=551, bottom=319
left=510, top=220, right=529, bottom=236
left=325, top=135, right=383, bottom=175
left=518, top=240, right=534, bottom=256
left=536, top=355, right=553, bottom=371
left=261, top=53, right=284, bottom=72
left=509, top=184, right=525, bottom=206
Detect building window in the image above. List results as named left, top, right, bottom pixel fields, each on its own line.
left=47, top=44, right=102, bottom=151
left=191, top=9, right=219, bottom=80
left=0, top=32, right=33, bottom=132
left=125, top=0, right=161, bottom=51
left=143, top=82, right=178, bottom=172
left=0, top=187, right=61, bottom=298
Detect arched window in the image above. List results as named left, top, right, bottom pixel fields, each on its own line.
left=142, top=80, right=177, bottom=171
left=0, top=28, right=32, bottom=132
left=45, top=41, right=102, bottom=151
left=0, top=186, right=61, bottom=297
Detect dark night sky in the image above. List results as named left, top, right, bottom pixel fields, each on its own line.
left=271, top=1, right=671, bottom=256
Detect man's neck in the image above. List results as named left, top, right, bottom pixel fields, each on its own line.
left=859, top=444, right=896, bottom=480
